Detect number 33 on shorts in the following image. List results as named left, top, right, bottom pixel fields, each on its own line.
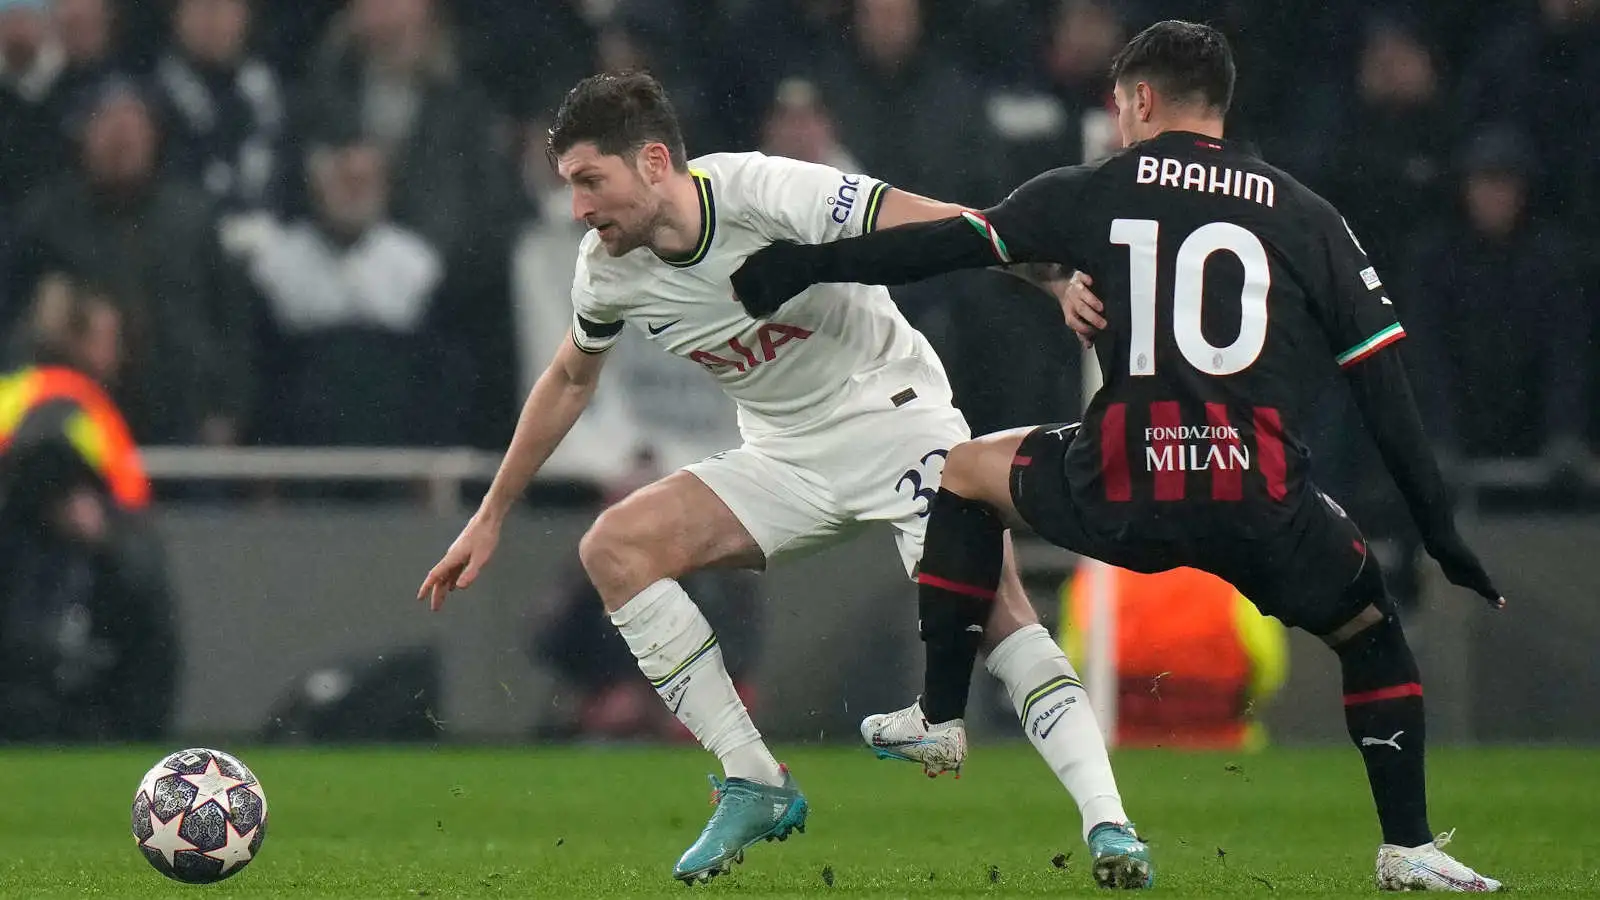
left=896, top=448, right=950, bottom=517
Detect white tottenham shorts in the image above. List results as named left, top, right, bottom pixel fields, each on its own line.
left=685, top=379, right=971, bottom=578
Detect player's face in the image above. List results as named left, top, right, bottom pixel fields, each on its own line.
left=557, top=142, right=662, bottom=256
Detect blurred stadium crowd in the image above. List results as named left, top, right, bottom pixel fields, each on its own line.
left=1, top=0, right=1595, bottom=464
left=0, top=0, right=1596, bottom=740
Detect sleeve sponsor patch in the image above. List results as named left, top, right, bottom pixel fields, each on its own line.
left=1359, top=266, right=1382, bottom=290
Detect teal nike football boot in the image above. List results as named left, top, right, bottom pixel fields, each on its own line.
left=673, top=766, right=807, bottom=884
left=1088, top=821, right=1154, bottom=889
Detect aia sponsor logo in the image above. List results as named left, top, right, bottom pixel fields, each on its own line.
left=690, top=323, right=813, bottom=374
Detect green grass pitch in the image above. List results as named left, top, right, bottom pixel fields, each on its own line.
left=0, top=744, right=1594, bottom=898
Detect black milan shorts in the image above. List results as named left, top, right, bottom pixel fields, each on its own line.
left=1009, top=423, right=1384, bottom=634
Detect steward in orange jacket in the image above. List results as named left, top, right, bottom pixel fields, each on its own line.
left=1061, top=565, right=1288, bottom=750
left=0, top=275, right=174, bottom=740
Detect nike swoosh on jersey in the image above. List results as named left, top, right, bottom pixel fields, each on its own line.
left=648, top=319, right=682, bottom=335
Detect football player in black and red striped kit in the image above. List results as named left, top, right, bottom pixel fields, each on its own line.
left=732, top=20, right=1506, bottom=892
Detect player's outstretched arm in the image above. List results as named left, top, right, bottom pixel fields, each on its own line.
left=1343, top=350, right=1506, bottom=609
left=878, top=185, right=1077, bottom=306
left=418, top=333, right=607, bottom=609
left=733, top=214, right=999, bottom=317
left=478, top=333, right=607, bottom=519
left=733, top=166, right=1085, bottom=319
left=825, top=186, right=1076, bottom=307
left=870, top=187, right=968, bottom=231
left=1311, top=206, right=1504, bottom=609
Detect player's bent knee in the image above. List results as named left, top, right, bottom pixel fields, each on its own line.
left=941, top=436, right=1024, bottom=509
left=1323, top=603, right=1387, bottom=647
left=579, top=510, right=670, bottom=608
left=939, top=441, right=989, bottom=498
left=938, top=449, right=976, bottom=497
left=576, top=519, right=623, bottom=591
left=1316, top=559, right=1397, bottom=646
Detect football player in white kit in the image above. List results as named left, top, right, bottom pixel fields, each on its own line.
left=418, top=73, right=1149, bottom=887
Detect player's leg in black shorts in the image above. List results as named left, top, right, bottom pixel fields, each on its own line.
left=1007, top=422, right=1172, bottom=573
left=1200, top=487, right=1386, bottom=638
left=1200, top=488, right=1442, bottom=852
left=1013, top=431, right=1437, bottom=850
left=1009, top=422, right=1387, bottom=630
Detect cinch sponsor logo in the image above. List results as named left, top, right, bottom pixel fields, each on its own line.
left=827, top=174, right=862, bottom=223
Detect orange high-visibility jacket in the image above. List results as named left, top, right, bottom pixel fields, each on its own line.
left=1061, top=565, right=1287, bottom=750
left=0, top=366, right=150, bottom=510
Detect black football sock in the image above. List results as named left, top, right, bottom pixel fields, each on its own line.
left=917, top=489, right=1004, bottom=725
left=1334, top=610, right=1432, bottom=848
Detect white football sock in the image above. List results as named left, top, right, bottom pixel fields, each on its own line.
left=987, top=624, right=1127, bottom=841
left=610, top=578, right=783, bottom=786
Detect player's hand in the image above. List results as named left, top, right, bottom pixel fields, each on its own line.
left=1057, top=271, right=1107, bottom=348
left=1425, top=530, right=1507, bottom=610
left=732, top=240, right=818, bottom=318
left=418, top=513, right=502, bottom=611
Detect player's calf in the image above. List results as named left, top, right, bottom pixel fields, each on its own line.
left=987, top=625, right=1131, bottom=840
left=609, top=578, right=784, bottom=786
left=911, top=430, right=1034, bottom=726
left=916, top=487, right=1004, bottom=723
left=1328, top=582, right=1432, bottom=849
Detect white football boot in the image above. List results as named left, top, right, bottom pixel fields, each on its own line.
left=859, top=699, right=967, bottom=777
left=1376, top=830, right=1501, bottom=892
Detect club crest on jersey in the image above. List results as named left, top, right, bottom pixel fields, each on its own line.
left=690, top=323, right=814, bottom=374
left=827, top=174, right=862, bottom=223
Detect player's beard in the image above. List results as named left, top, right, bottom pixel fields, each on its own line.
left=600, top=192, right=669, bottom=257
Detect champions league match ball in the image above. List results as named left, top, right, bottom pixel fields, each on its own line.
left=131, top=748, right=268, bottom=883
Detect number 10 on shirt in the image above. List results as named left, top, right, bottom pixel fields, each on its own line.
left=1111, top=218, right=1272, bottom=377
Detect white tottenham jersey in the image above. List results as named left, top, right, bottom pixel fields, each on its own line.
left=570, top=151, right=950, bottom=440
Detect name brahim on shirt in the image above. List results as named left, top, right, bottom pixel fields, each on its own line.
left=1135, top=155, right=1276, bottom=208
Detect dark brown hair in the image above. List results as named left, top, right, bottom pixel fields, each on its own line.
left=547, top=71, right=687, bottom=171
left=1109, top=20, right=1236, bottom=114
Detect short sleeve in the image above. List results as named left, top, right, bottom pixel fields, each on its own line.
left=742, top=153, right=891, bottom=244
left=569, top=242, right=624, bottom=354
left=978, top=164, right=1095, bottom=267
left=1312, top=210, right=1406, bottom=369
